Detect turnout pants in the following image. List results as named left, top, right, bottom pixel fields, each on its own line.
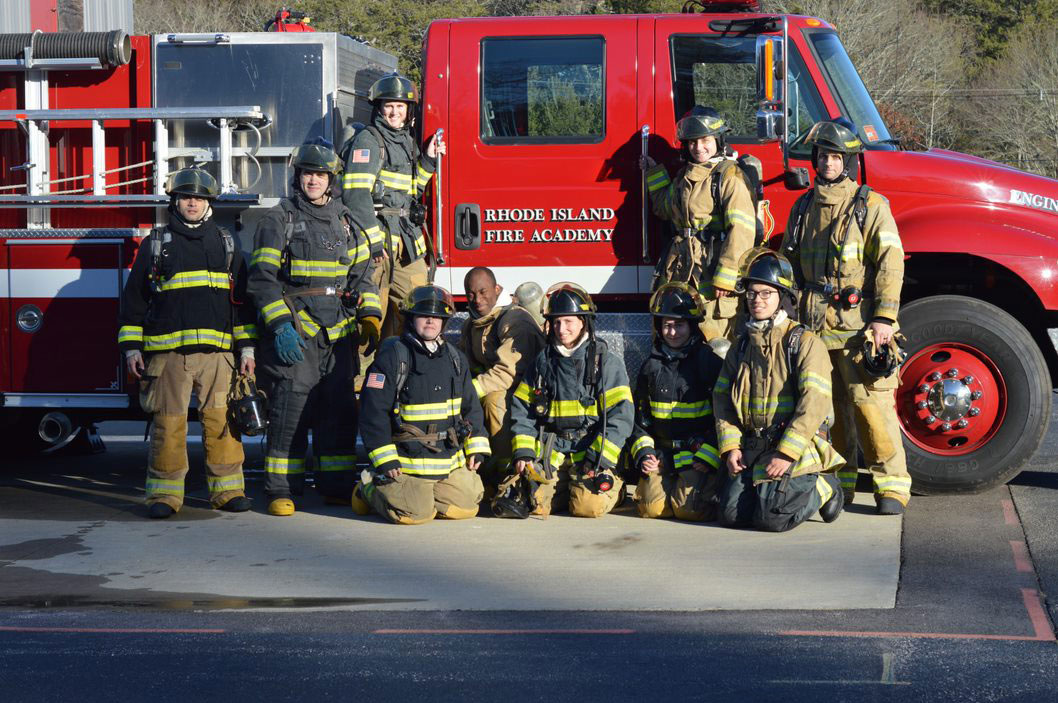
left=636, top=465, right=721, bottom=521
left=654, top=234, right=738, bottom=342
left=829, top=348, right=911, bottom=505
left=478, top=390, right=514, bottom=497
left=717, top=444, right=835, bottom=532
left=361, top=467, right=484, bottom=525
left=260, top=333, right=358, bottom=501
left=139, top=351, right=245, bottom=511
left=531, top=459, right=625, bottom=519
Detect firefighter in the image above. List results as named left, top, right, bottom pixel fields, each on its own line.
left=628, top=282, right=723, bottom=521
left=641, top=106, right=756, bottom=342
left=713, top=249, right=845, bottom=532
left=341, top=72, right=446, bottom=349
left=508, top=283, right=635, bottom=518
left=780, top=119, right=911, bottom=515
left=458, top=267, right=546, bottom=495
left=353, top=285, right=490, bottom=524
left=247, top=139, right=381, bottom=517
left=118, top=167, right=254, bottom=519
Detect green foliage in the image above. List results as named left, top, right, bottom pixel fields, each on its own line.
left=527, top=66, right=604, bottom=137
left=919, top=0, right=1058, bottom=64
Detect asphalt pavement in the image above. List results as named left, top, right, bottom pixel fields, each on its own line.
left=1, top=414, right=1057, bottom=701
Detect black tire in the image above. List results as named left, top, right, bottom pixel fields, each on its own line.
left=899, top=295, right=1051, bottom=494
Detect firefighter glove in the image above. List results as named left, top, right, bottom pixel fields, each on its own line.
left=274, top=322, right=306, bottom=365
left=358, top=315, right=381, bottom=354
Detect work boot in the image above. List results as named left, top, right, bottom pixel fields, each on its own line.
left=350, top=483, right=371, bottom=516
left=148, top=502, right=175, bottom=520
left=218, top=495, right=251, bottom=512
left=268, top=497, right=295, bottom=516
left=876, top=495, right=906, bottom=515
left=843, top=489, right=856, bottom=506
left=818, top=474, right=843, bottom=523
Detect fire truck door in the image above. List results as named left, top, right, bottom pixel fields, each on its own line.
left=444, top=21, right=642, bottom=297
left=6, top=239, right=123, bottom=393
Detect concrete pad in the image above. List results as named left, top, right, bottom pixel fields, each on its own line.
left=0, top=494, right=900, bottom=611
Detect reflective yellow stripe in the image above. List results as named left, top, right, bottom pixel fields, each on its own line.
left=715, top=375, right=731, bottom=392
left=513, top=434, right=566, bottom=468
left=364, top=225, right=382, bottom=248
left=143, top=328, right=232, bottom=351
left=725, top=209, right=756, bottom=231
left=472, top=377, right=485, bottom=399
left=415, top=163, right=433, bottom=192
left=289, top=259, right=348, bottom=277
left=297, top=309, right=321, bottom=338
left=399, top=453, right=463, bottom=476
left=343, top=172, right=376, bottom=189
left=713, top=265, right=739, bottom=288
left=318, top=455, right=356, bottom=472
left=876, top=299, right=900, bottom=317
left=646, top=169, right=670, bottom=192
left=875, top=476, right=912, bottom=494
left=800, top=371, right=832, bottom=397
left=591, top=434, right=622, bottom=465
left=513, top=434, right=537, bottom=452
left=156, top=270, right=230, bottom=292
left=233, top=324, right=258, bottom=342
left=400, top=398, right=461, bottom=422
left=378, top=169, right=413, bottom=193
left=464, top=436, right=490, bottom=455
left=118, top=325, right=143, bottom=343
left=262, top=299, right=290, bottom=324
left=551, top=399, right=598, bottom=419
left=146, top=477, right=184, bottom=497
left=265, top=456, right=305, bottom=475
left=694, top=442, right=720, bottom=468
left=840, top=241, right=862, bottom=262
left=602, top=385, right=633, bottom=411
left=514, top=382, right=532, bottom=403
left=631, top=435, right=654, bottom=455
left=649, top=399, right=711, bottom=420
left=251, top=247, right=282, bottom=268
left=207, top=474, right=245, bottom=492
left=349, top=241, right=371, bottom=265
left=777, top=430, right=808, bottom=460
left=369, top=444, right=399, bottom=469
left=718, top=425, right=742, bottom=453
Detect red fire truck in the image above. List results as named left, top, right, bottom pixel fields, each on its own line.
left=2, top=2, right=1056, bottom=494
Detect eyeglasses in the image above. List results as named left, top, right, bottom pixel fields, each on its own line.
left=745, top=289, right=776, bottom=301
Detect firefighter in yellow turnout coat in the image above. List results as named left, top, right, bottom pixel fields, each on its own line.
left=629, top=283, right=724, bottom=521
left=508, top=283, right=634, bottom=518
left=642, top=107, right=756, bottom=341
left=714, top=250, right=844, bottom=532
left=354, top=286, right=490, bottom=524
left=780, top=119, right=910, bottom=515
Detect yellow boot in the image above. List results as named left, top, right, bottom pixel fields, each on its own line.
left=268, top=498, right=295, bottom=516
left=350, top=483, right=371, bottom=516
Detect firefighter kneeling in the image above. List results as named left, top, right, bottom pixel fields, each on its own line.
left=713, top=249, right=844, bottom=532
left=628, top=283, right=723, bottom=521
left=505, top=283, right=634, bottom=518
left=354, top=286, right=489, bottom=524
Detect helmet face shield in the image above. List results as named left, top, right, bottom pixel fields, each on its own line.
left=400, top=285, right=455, bottom=319
left=805, top=120, right=863, bottom=155
left=736, top=247, right=797, bottom=295
left=165, top=167, right=219, bottom=199
left=676, top=107, right=731, bottom=142
left=649, top=281, right=706, bottom=320
left=369, top=72, right=419, bottom=104
left=542, top=282, right=596, bottom=318
left=288, top=142, right=342, bottom=175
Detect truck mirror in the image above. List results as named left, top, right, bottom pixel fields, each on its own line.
left=784, top=167, right=811, bottom=190
left=755, top=36, right=784, bottom=141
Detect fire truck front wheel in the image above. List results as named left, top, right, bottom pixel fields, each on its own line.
left=896, top=295, right=1051, bottom=494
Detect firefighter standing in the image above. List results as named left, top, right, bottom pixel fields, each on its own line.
left=341, top=72, right=446, bottom=345
left=713, top=250, right=844, bottom=531
left=629, top=283, right=723, bottom=521
left=459, top=267, right=545, bottom=494
left=641, top=106, right=757, bottom=342
left=118, top=168, right=254, bottom=519
left=354, top=285, right=490, bottom=524
left=508, top=283, right=634, bottom=518
left=780, top=119, right=911, bottom=515
left=248, top=140, right=381, bottom=517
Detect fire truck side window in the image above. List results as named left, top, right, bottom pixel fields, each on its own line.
left=786, top=44, right=829, bottom=158
left=481, top=37, right=605, bottom=144
left=670, top=35, right=757, bottom=138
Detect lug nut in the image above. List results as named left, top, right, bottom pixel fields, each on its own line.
left=941, top=422, right=952, bottom=431
left=971, top=391, right=983, bottom=400
left=925, top=415, right=937, bottom=424
left=917, top=400, right=929, bottom=410
left=928, top=372, right=941, bottom=382
left=963, top=375, right=975, bottom=385
left=947, top=368, right=959, bottom=378
left=968, top=407, right=981, bottom=417
left=919, top=384, right=931, bottom=393
left=956, top=419, right=969, bottom=429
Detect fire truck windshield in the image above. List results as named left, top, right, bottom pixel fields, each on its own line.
left=808, top=30, right=896, bottom=149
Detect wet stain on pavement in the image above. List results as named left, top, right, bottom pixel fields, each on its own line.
left=0, top=535, right=85, bottom=561
left=573, top=533, right=644, bottom=552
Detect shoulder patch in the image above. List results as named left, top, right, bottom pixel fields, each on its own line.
left=365, top=372, right=386, bottom=389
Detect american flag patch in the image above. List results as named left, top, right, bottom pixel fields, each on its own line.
left=365, top=372, right=386, bottom=389
left=350, top=148, right=370, bottom=164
